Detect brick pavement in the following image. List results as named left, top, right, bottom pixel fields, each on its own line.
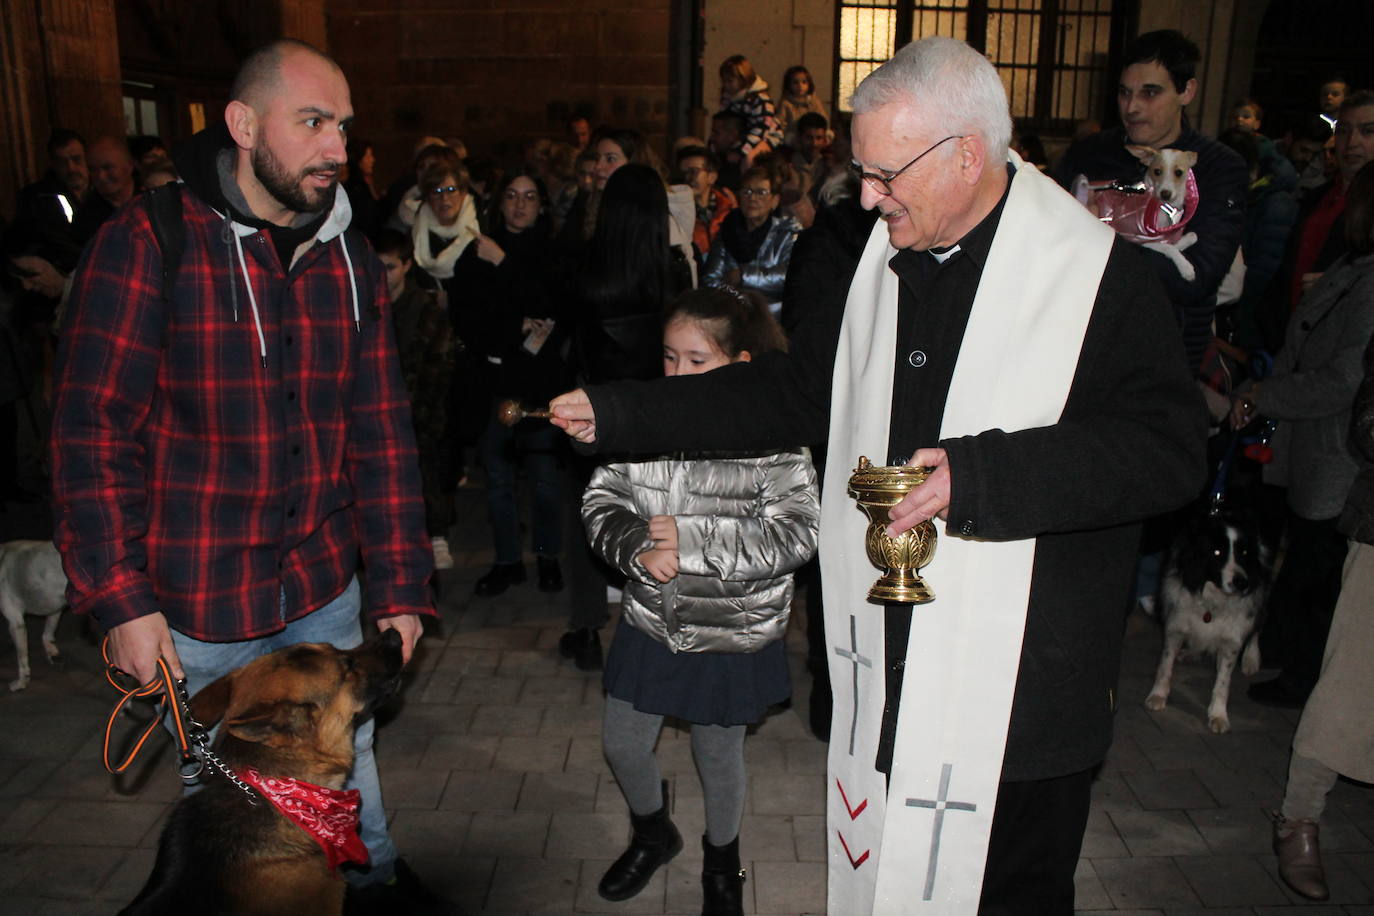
left=1, top=486, right=1371, bottom=914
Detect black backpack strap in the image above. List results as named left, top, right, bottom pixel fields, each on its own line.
left=346, top=226, right=382, bottom=322
left=142, top=183, right=185, bottom=346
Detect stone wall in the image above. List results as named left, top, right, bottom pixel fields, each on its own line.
left=327, top=0, right=674, bottom=182
left=1138, top=0, right=1259, bottom=137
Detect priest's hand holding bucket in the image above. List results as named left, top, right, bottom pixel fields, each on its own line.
left=847, top=454, right=942, bottom=604
left=887, top=448, right=951, bottom=534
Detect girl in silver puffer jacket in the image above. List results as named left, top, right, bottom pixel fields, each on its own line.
left=582, top=288, right=819, bottom=915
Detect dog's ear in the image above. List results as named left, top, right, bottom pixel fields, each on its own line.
left=1125, top=145, right=1157, bottom=163
left=188, top=672, right=236, bottom=728
left=224, top=700, right=319, bottom=746
left=1181, top=151, right=1198, bottom=170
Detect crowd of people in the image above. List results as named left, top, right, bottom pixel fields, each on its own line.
left=1, top=27, right=1371, bottom=915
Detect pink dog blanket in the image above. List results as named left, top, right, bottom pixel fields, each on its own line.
left=1078, top=170, right=1199, bottom=245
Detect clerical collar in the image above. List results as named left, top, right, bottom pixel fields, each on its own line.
left=896, top=162, right=1016, bottom=272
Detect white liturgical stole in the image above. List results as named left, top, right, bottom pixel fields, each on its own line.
left=818, top=152, right=1114, bottom=913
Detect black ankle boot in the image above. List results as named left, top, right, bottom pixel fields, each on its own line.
left=701, top=834, right=745, bottom=916
left=474, top=561, right=526, bottom=596
left=558, top=627, right=603, bottom=671
left=598, top=785, right=682, bottom=901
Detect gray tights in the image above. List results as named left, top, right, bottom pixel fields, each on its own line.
left=602, top=695, right=747, bottom=846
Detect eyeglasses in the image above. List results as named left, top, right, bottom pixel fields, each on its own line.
left=502, top=190, right=540, bottom=203
left=429, top=185, right=462, bottom=197
left=739, top=187, right=774, bottom=199
left=849, top=135, right=962, bottom=196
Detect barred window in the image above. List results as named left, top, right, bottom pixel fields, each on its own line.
left=835, top=0, right=1122, bottom=130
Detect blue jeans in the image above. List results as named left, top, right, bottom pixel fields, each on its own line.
left=169, top=577, right=397, bottom=885
left=478, top=414, right=564, bottom=563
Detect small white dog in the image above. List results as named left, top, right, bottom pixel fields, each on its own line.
left=1073, top=145, right=1200, bottom=281
left=1130, top=145, right=1200, bottom=280
left=0, top=540, right=68, bottom=691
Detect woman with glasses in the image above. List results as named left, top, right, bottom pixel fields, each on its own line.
left=703, top=166, right=800, bottom=312
left=457, top=172, right=572, bottom=597
left=410, top=147, right=484, bottom=501
left=410, top=148, right=481, bottom=292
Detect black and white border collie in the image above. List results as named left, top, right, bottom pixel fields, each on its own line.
left=1145, top=509, right=1272, bottom=733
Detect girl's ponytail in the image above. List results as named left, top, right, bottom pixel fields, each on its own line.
left=665, top=286, right=788, bottom=358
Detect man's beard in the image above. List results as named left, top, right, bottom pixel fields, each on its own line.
left=252, top=143, right=336, bottom=215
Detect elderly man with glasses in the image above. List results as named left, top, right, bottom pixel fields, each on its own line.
left=552, top=36, right=1204, bottom=913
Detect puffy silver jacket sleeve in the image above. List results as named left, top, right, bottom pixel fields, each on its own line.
left=676, top=450, right=819, bottom=581
left=582, top=462, right=657, bottom=585
left=740, top=220, right=799, bottom=299
left=703, top=236, right=735, bottom=289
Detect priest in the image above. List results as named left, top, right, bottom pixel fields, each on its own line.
left=552, top=36, right=1205, bottom=913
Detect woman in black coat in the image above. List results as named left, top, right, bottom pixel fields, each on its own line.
left=558, top=163, right=693, bottom=670
left=458, top=172, right=572, bottom=597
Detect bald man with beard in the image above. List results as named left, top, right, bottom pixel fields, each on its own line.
left=52, top=39, right=457, bottom=914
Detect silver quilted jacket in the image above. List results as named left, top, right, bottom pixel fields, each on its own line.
left=583, top=450, right=819, bottom=653
left=702, top=214, right=801, bottom=304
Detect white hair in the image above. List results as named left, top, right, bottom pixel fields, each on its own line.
left=850, top=36, right=1012, bottom=157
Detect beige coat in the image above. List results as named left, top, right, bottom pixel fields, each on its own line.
left=1293, top=539, right=1374, bottom=781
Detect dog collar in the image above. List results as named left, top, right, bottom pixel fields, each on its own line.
left=236, top=766, right=368, bottom=872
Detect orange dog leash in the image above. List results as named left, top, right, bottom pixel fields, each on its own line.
left=99, top=639, right=258, bottom=805
left=100, top=637, right=204, bottom=777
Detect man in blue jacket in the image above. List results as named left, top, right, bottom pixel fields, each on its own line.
left=1055, top=29, right=1248, bottom=373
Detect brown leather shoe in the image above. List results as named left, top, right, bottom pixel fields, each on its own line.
left=1273, top=814, right=1329, bottom=900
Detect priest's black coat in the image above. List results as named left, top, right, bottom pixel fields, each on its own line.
left=581, top=213, right=1207, bottom=782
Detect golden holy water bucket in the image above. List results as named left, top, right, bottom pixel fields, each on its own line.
left=846, top=456, right=938, bottom=604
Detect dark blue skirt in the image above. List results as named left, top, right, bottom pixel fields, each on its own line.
left=603, top=617, right=792, bottom=726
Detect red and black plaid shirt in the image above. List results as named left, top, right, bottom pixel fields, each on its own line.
left=52, top=190, right=434, bottom=640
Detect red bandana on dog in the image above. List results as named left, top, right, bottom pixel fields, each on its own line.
left=237, top=767, right=368, bottom=872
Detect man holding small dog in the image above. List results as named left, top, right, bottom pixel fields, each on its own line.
left=1054, top=29, right=1249, bottom=372
left=552, top=36, right=1204, bottom=914
left=51, top=40, right=452, bottom=914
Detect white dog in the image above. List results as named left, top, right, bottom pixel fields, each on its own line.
left=1073, top=145, right=1200, bottom=281
left=0, top=540, right=68, bottom=691
left=1130, top=145, right=1200, bottom=280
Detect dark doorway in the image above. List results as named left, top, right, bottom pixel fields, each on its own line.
left=1250, top=0, right=1374, bottom=138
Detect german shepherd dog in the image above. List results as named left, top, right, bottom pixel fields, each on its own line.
left=1145, top=508, right=1271, bottom=733
left=120, top=630, right=404, bottom=916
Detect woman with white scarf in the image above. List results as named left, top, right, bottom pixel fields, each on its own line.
left=411, top=151, right=482, bottom=295
left=412, top=149, right=484, bottom=494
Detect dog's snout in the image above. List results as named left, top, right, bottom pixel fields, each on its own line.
left=1158, top=188, right=1173, bottom=201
